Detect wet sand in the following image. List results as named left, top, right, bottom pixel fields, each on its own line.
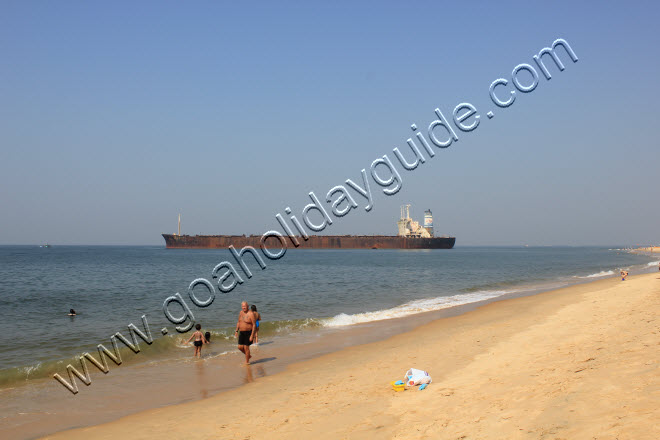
left=39, top=273, right=659, bottom=439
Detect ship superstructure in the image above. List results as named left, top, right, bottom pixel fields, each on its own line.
left=397, top=205, right=433, bottom=238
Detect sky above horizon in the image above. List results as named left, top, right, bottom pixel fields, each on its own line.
left=1, top=1, right=659, bottom=246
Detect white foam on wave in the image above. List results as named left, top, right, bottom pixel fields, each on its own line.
left=204, top=350, right=231, bottom=360
left=265, top=317, right=322, bottom=334
left=322, top=290, right=512, bottom=327
left=577, top=270, right=615, bottom=279
left=173, top=350, right=232, bottom=364
left=174, top=339, right=190, bottom=349
left=21, top=362, right=42, bottom=379
left=647, top=261, right=659, bottom=266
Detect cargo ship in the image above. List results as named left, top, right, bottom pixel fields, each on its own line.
left=162, top=206, right=455, bottom=250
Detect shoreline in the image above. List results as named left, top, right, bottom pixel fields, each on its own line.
left=633, top=246, right=660, bottom=253
left=38, top=272, right=659, bottom=439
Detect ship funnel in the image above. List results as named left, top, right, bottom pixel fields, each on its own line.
left=423, top=209, right=434, bottom=237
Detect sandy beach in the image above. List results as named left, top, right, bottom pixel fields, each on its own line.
left=41, top=273, right=659, bottom=440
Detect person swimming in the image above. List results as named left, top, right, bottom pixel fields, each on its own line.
left=204, top=331, right=211, bottom=343
left=68, top=309, right=76, bottom=316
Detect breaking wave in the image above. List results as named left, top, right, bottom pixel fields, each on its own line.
left=576, top=270, right=615, bottom=278
left=322, top=290, right=513, bottom=327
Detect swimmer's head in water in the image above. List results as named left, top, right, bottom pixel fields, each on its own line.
left=70, top=309, right=76, bottom=315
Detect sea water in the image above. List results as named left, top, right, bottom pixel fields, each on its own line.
left=0, top=245, right=656, bottom=438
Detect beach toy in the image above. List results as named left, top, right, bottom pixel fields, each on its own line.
left=390, top=381, right=405, bottom=392
left=419, top=383, right=428, bottom=391
left=404, top=368, right=433, bottom=386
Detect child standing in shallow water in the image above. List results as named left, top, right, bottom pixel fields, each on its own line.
left=251, top=305, right=261, bottom=345
left=186, top=323, right=208, bottom=358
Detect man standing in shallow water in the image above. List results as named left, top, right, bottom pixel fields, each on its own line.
left=235, top=301, right=256, bottom=364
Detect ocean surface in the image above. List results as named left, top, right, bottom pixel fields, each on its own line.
left=0, top=245, right=657, bottom=438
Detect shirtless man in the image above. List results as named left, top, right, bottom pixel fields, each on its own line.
left=235, top=301, right=256, bottom=364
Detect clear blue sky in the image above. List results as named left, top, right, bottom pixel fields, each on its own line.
left=1, top=1, right=658, bottom=246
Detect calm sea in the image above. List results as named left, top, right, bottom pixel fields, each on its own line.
left=0, top=245, right=656, bottom=388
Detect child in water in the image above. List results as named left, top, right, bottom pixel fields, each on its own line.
left=185, top=323, right=208, bottom=358
left=251, top=305, right=261, bottom=345
left=204, top=331, right=211, bottom=343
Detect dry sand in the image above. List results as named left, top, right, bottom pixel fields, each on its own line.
left=42, top=273, right=659, bottom=440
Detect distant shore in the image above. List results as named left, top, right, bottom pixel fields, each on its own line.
left=634, top=246, right=660, bottom=253
left=40, top=272, right=659, bottom=439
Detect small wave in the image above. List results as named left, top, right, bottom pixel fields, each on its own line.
left=576, top=270, right=615, bottom=279
left=647, top=261, right=659, bottom=267
left=204, top=350, right=231, bottom=360
left=322, top=290, right=512, bottom=327
left=261, top=318, right=323, bottom=335
left=0, top=359, right=66, bottom=388
left=22, top=362, right=43, bottom=380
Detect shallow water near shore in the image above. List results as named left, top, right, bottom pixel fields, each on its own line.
left=0, top=245, right=656, bottom=438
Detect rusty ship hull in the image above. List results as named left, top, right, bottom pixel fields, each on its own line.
left=162, top=234, right=455, bottom=249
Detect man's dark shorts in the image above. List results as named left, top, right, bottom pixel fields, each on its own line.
left=238, top=330, right=252, bottom=346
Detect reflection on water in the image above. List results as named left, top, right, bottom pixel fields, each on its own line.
left=244, top=365, right=253, bottom=384
left=195, top=361, right=209, bottom=399
left=243, top=364, right=267, bottom=384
